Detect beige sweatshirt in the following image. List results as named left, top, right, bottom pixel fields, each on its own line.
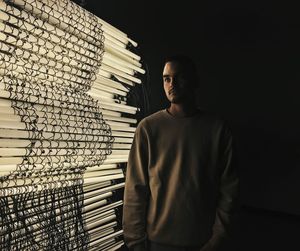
left=123, top=109, right=239, bottom=249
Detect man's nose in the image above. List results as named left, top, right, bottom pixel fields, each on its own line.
left=170, top=77, right=177, bottom=87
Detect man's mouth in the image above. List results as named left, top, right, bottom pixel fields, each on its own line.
left=169, top=89, right=177, bottom=95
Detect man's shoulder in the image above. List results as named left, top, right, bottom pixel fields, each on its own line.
left=139, top=109, right=226, bottom=125
left=138, top=109, right=229, bottom=130
left=196, top=109, right=230, bottom=130
left=139, top=109, right=166, bottom=125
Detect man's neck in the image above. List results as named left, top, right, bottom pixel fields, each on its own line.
left=167, top=102, right=198, bottom=118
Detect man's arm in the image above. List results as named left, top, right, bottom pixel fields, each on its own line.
left=201, top=123, right=240, bottom=251
left=122, top=120, right=150, bottom=250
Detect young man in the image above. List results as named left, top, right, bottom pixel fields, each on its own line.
left=123, top=55, right=240, bottom=251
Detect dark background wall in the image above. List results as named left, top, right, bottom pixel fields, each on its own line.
left=81, top=0, right=300, bottom=216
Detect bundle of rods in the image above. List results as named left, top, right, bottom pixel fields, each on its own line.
left=0, top=0, right=145, bottom=250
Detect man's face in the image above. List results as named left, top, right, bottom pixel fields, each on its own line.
left=163, top=61, right=195, bottom=104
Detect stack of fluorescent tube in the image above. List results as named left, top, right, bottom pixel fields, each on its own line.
left=0, top=0, right=145, bottom=250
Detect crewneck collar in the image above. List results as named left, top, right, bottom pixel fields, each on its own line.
left=163, top=108, right=201, bottom=119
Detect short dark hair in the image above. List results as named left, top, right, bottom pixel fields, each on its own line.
left=163, top=54, right=199, bottom=85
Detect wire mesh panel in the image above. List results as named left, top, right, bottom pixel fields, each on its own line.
left=0, top=0, right=146, bottom=250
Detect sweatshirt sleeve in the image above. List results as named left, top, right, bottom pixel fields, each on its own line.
left=209, top=122, right=240, bottom=248
left=122, top=120, right=151, bottom=249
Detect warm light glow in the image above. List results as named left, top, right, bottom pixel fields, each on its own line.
left=0, top=0, right=144, bottom=249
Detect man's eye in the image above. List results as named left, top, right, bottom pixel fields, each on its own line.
left=164, top=77, right=171, bottom=83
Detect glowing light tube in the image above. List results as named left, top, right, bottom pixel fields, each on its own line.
left=0, top=0, right=145, bottom=249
